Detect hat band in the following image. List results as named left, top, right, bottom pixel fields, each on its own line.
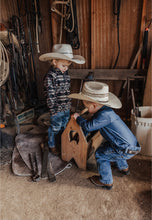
left=82, top=91, right=109, bottom=102
left=63, top=53, right=73, bottom=59
left=53, top=51, right=74, bottom=59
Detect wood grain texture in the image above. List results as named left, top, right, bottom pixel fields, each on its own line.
left=143, top=53, right=152, bottom=106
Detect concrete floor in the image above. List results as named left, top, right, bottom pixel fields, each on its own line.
left=0, top=145, right=151, bottom=220
left=0, top=120, right=151, bottom=220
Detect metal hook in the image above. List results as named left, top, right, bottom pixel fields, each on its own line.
left=51, top=0, right=71, bottom=18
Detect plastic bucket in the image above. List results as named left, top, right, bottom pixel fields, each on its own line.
left=131, top=106, right=152, bottom=156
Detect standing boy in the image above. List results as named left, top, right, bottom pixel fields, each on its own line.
left=69, top=81, right=141, bottom=190
left=39, top=44, right=85, bottom=155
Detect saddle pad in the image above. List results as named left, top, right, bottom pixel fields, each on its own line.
left=15, top=133, right=43, bottom=175
left=12, top=133, right=72, bottom=177
left=12, top=146, right=31, bottom=176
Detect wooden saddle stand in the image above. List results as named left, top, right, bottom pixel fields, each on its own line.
left=61, top=117, right=104, bottom=170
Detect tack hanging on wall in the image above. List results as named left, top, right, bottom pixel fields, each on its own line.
left=50, top=0, right=80, bottom=49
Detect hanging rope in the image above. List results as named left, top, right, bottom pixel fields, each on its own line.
left=113, top=0, right=121, bottom=69
left=65, top=0, right=80, bottom=49
left=63, top=0, right=74, bottom=33
left=59, top=4, right=64, bottom=43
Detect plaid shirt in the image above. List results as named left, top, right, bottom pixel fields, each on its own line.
left=43, top=67, right=71, bottom=115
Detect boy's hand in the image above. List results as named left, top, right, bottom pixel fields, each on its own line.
left=72, top=113, right=80, bottom=120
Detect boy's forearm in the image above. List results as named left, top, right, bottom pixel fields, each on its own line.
left=71, top=108, right=89, bottom=136
left=76, top=116, right=86, bottom=125
left=76, top=116, right=89, bottom=136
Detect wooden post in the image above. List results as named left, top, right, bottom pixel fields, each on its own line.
left=50, top=0, right=61, bottom=44
left=143, top=53, right=152, bottom=106
left=137, top=0, right=147, bottom=69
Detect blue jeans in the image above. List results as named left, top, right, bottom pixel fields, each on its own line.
left=48, top=110, right=70, bottom=148
left=95, top=141, right=141, bottom=184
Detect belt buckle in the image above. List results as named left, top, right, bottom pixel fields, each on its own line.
left=128, top=150, right=137, bottom=154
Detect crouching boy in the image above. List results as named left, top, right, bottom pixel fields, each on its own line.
left=69, top=81, right=141, bottom=190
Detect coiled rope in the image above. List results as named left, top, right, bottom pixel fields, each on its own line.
left=0, top=40, right=9, bottom=87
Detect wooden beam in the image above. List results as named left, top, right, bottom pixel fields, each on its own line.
left=50, top=0, right=61, bottom=44
left=143, top=53, right=152, bottom=106
left=137, top=0, right=147, bottom=68
left=69, top=69, right=146, bottom=80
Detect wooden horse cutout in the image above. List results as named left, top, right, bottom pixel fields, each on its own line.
left=61, top=116, right=104, bottom=170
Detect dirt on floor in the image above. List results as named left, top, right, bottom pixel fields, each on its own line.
left=0, top=150, right=151, bottom=220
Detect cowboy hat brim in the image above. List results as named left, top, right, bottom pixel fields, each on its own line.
left=39, top=53, right=85, bottom=64
left=69, top=92, right=122, bottom=109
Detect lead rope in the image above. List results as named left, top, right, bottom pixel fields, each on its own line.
left=0, top=41, right=9, bottom=87
left=34, top=0, right=40, bottom=53
left=63, top=0, right=74, bottom=33
left=59, top=4, right=64, bottom=43
left=113, top=0, right=121, bottom=69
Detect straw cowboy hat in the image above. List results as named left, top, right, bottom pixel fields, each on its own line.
left=39, top=44, right=85, bottom=64
left=69, top=81, right=122, bottom=109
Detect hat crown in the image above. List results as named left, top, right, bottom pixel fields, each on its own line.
left=82, top=81, right=109, bottom=102
left=39, top=44, right=85, bottom=64
left=52, top=44, right=73, bottom=59
left=68, top=81, right=122, bottom=109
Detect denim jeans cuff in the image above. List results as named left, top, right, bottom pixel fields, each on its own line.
left=48, top=146, right=55, bottom=149
left=99, top=177, right=113, bottom=185
left=119, top=166, right=128, bottom=171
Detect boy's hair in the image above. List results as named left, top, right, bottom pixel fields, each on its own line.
left=48, top=59, right=72, bottom=67
left=83, top=100, right=93, bottom=105
left=48, top=59, right=54, bottom=66
left=49, top=59, right=54, bottom=66
left=83, top=100, right=103, bottom=106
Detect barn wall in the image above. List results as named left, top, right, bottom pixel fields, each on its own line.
left=0, top=0, right=152, bottom=112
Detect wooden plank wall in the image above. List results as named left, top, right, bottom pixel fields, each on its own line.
left=91, top=0, right=142, bottom=68
left=74, top=0, right=151, bottom=69
left=0, top=0, right=152, bottom=105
